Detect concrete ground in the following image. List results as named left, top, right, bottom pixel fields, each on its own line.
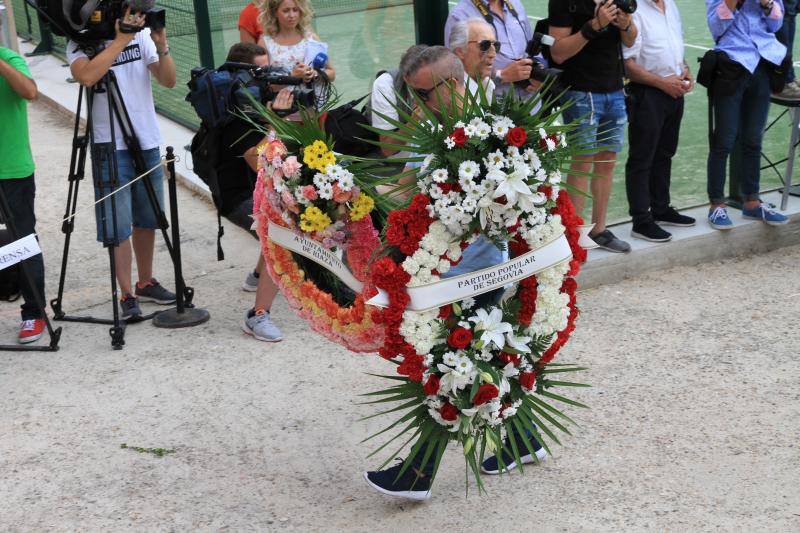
left=1, top=102, right=799, bottom=532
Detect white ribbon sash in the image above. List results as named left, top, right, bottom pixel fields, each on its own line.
left=268, top=221, right=364, bottom=292
left=367, top=233, right=573, bottom=312
left=0, top=234, right=42, bottom=272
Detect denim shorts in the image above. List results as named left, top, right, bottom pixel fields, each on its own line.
left=91, top=144, right=164, bottom=244
left=561, top=89, right=627, bottom=155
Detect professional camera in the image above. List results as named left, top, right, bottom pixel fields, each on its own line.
left=514, top=32, right=566, bottom=95
left=600, top=0, right=637, bottom=14
left=250, top=65, right=317, bottom=113
left=38, top=0, right=165, bottom=43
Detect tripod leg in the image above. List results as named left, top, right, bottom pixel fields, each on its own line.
left=52, top=87, right=89, bottom=319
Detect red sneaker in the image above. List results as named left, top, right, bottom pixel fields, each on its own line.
left=19, top=318, right=45, bottom=344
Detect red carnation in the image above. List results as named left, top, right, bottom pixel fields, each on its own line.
left=440, top=402, right=459, bottom=421
left=498, top=351, right=521, bottom=367
left=450, top=127, right=467, bottom=147
left=519, top=371, right=537, bottom=390
left=506, top=127, right=527, bottom=147
left=438, top=304, right=453, bottom=319
left=423, top=374, right=441, bottom=396
left=447, top=327, right=473, bottom=349
left=472, top=383, right=499, bottom=406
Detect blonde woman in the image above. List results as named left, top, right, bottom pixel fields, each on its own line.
left=258, top=0, right=336, bottom=84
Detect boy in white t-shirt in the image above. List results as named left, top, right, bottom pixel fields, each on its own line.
left=67, top=8, right=177, bottom=319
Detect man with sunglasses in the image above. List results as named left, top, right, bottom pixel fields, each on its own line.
left=445, top=0, right=538, bottom=98
left=449, top=18, right=499, bottom=101
left=364, top=46, right=544, bottom=501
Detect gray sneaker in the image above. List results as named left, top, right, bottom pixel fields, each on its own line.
left=591, top=229, right=631, bottom=253
left=776, top=80, right=800, bottom=101
left=242, top=309, right=283, bottom=342
left=135, top=278, right=176, bottom=304
left=120, top=293, right=142, bottom=319
left=242, top=271, right=259, bottom=292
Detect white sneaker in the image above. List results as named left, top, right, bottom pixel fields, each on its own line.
left=242, top=309, right=283, bottom=342
left=242, top=271, right=259, bottom=292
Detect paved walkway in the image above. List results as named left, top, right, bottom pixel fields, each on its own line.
left=1, top=102, right=799, bottom=531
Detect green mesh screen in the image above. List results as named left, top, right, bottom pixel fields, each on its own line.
left=8, top=0, right=414, bottom=128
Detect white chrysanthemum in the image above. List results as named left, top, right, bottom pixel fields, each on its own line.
left=312, top=173, right=327, bottom=189
left=317, top=181, right=334, bottom=200
left=462, top=197, right=478, bottom=212
left=458, top=160, right=480, bottom=180
left=444, top=137, right=456, bottom=149
left=337, top=172, right=354, bottom=191
left=464, top=123, right=478, bottom=138
left=548, top=170, right=562, bottom=184
left=431, top=168, right=449, bottom=183
left=442, top=351, right=458, bottom=366
left=429, top=184, right=444, bottom=200
left=545, top=138, right=556, bottom=151
left=453, top=356, right=474, bottom=375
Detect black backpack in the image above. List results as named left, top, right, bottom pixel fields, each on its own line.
left=322, top=95, right=379, bottom=157
left=0, top=229, right=21, bottom=302
left=363, top=68, right=415, bottom=126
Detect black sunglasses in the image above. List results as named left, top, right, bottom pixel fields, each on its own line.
left=411, top=78, right=450, bottom=102
left=469, top=39, right=501, bottom=53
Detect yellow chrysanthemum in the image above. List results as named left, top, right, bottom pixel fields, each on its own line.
left=299, top=206, right=332, bottom=233
left=349, top=193, right=375, bottom=221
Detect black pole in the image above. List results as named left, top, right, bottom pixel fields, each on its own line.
left=413, top=0, right=449, bottom=46
left=152, top=147, right=210, bottom=328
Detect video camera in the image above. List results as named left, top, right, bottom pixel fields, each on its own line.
left=37, top=0, right=165, bottom=43
left=514, top=32, right=566, bottom=95
left=187, top=63, right=316, bottom=127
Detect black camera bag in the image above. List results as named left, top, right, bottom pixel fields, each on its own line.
left=321, top=95, right=378, bottom=157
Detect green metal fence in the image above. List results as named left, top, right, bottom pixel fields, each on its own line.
left=8, top=0, right=415, bottom=128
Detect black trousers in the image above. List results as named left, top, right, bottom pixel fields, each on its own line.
left=0, top=175, right=45, bottom=320
left=624, top=84, right=685, bottom=226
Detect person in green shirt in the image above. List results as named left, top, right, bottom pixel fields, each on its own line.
left=0, top=46, right=46, bottom=344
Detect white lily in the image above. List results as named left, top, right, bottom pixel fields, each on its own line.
left=505, top=332, right=532, bottom=353
left=492, top=167, right=534, bottom=206
left=469, top=308, right=513, bottom=350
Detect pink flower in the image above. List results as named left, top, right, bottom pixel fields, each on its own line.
left=282, top=189, right=300, bottom=213
left=302, top=185, right=318, bottom=201
left=333, top=183, right=353, bottom=203
left=281, top=155, right=301, bottom=177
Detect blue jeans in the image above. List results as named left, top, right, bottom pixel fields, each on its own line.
left=442, top=235, right=506, bottom=308
left=561, top=89, right=627, bottom=155
left=91, top=145, right=165, bottom=244
left=777, top=0, right=798, bottom=83
left=707, top=63, right=772, bottom=205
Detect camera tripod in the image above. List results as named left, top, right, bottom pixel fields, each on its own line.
left=51, top=66, right=208, bottom=350
left=0, top=186, right=61, bottom=352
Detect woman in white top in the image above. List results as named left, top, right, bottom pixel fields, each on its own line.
left=258, top=0, right=336, bottom=88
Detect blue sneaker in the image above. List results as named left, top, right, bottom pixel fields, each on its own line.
left=741, top=203, right=789, bottom=226
left=480, top=430, right=548, bottom=475
left=708, top=206, right=733, bottom=230
left=364, top=459, right=433, bottom=501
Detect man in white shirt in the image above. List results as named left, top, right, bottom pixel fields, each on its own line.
left=448, top=18, right=497, bottom=101
left=369, top=44, right=428, bottom=157
left=68, top=9, right=177, bottom=319
left=623, top=0, right=697, bottom=243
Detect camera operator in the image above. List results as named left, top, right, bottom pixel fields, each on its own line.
left=67, top=7, right=177, bottom=319
left=0, top=44, right=46, bottom=343
left=445, top=0, right=539, bottom=98
left=623, top=0, right=697, bottom=243
left=214, top=42, right=294, bottom=342
left=448, top=18, right=498, bottom=101
left=369, top=44, right=427, bottom=157
left=705, top=0, right=789, bottom=229
left=548, top=0, right=638, bottom=253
